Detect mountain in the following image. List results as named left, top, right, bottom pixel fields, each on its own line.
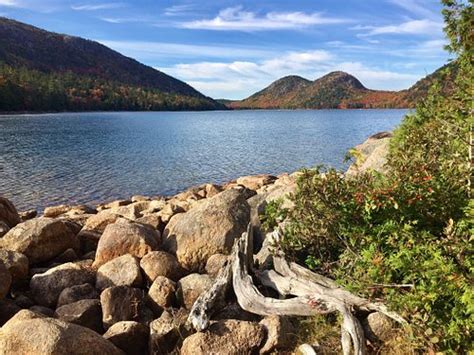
left=0, top=17, right=224, bottom=112
left=228, top=63, right=457, bottom=109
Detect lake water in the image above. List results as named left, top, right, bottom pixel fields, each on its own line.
left=0, top=109, right=407, bottom=210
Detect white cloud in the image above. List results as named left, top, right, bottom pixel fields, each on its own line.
left=99, top=17, right=137, bottom=23
left=164, top=4, right=194, bottom=16
left=356, top=19, right=443, bottom=36
left=0, top=0, right=19, bottom=7
left=98, top=40, right=274, bottom=60
left=178, top=6, right=348, bottom=31
left=388, top=0, right=438, bottom=19
left=72, top=2, right=124, bottom=11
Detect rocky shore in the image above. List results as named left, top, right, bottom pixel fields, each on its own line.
left=0, top=132, right=392, bottom=354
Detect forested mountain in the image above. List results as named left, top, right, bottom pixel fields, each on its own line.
left=0, top=17, right=224, bottom=111
left=228, top=62, right=457, bottom=109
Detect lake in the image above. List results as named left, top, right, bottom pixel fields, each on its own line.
left=0, top=109, right=407, bottom=210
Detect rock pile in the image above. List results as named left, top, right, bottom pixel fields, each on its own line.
left=0, top=173, right=300, bottom=354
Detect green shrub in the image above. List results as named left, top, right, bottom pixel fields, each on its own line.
left=266, top=1, right=473, bottom=351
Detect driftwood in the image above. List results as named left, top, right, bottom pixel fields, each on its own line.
left=187, top=258, right=233, bottom=331
left=188, top=223, right=406, bottom=355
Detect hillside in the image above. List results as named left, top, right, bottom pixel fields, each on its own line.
left=0, top=17, right=224, bottom=112
left=229, top=63, right=457, bottom=109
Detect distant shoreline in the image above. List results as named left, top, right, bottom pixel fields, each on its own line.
left=0, top=107, right=410, bottom=116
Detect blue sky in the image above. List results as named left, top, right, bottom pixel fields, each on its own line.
left=0, top=0, right=452, bottom=99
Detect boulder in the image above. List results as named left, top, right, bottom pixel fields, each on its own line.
left=0, top=250, right=28, bottom=282
left=0, top=310, right=123, bottom=354
left=57, top=283, right=99, bottom=307
left=103, top=321, right=149, bottom=355
left=100, top=286, right=154, bottom=329
left=204, top=183, right=223, bottom=198
left=0, top=197, right=20, bottom=228
left=146, top=199, right=167, bottom=212
left=0, top=299, right=21, bottom=326
left=147, top=276, right=176, bottom=314
left=135, top=214, right=163, bottom=231
left=149, top=308, right=189, bottom=354
left=163, top=189, right=250, bottom=271
left=236, top=174, right=277, bottom=191
left=110, top=204, right=142, bottom=220
left=0, top=261, right=12, bottom=299
left=61, top=214, right=95, bottom=228
left=0, top=218, right=79, bottom=264
left=77, top=230, right=102, bottom=254
left=0, top=221, right=9, bottom=238
left=94, top=219, right=160, bottom=268
left=205, top=253, right=229, bottom=277
left=156, top=202, right=185, bottom=224
left=131, top=195, right=150, bottom=203
left=296, top=344, right=317, bottom=355
left=362, top=311, right=395, bottom=343
left=55, top=299, right=103, bottom=333
left=181, top=319, right=265, bottom=355
left=18, top=209, right=37, bottom=221
left=259, top=315, right=297, bottom=353
left=96, top=254, right=143, bottom=291
left=30, top=262, right=95, bottom=307
left=44, top=204, right=96, bottom=219
left=43, top=205, right=72, bottom=218
left=346, top=132, right=392, bottom=176
left=140, top=251, right=184, bottom=282
left=3, top=309, right=43, bottom=321
left=100, top=199, right=132, bottom=210
left=82, top=210, right=121, bottom=233
left=176, top=273, right=213, bottom=309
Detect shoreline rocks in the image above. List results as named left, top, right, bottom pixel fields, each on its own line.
left=0, top=171, right=301, bottom=354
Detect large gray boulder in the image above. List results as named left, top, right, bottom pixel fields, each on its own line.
left=140, top=251, right=184, bottom=282
left=346, top=132, right=392, bottom=176
left=96, top=254, right=143, bottom=291
left=57, top=283, right=99, bottom=307
left=94, top=219, right=160, bottom=268
left=0, top=218, right=79, bottom=264
left=236, top=174, right=277, bottom=191
left=163, top=189, right=250, bottom=271
left=259, top=315, right=297, bottom=353
left=0, top=250, right=27, bottom=283
left=149, top=309, right=189, bottom=354
left=55, top=299, right=103, bottom=333
left=100, top=286, right=153, bottom=330
left=30, top=262, right=95, bottom=307
left=0, top=310, right=123, bottom=355
left=147, top=276, right=176, bottom=314
left=103, top=321, right=149, bottom=355
left=176, top=273, right=213, bottom=309
left=0, top=197, right=20, bottom=228
left=180, top=319, right=265, bottom=355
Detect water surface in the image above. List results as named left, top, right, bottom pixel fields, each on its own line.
left=0, top=109, right=406, bottom=210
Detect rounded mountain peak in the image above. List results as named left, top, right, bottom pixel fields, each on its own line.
left=316, top=71, right=367, bottom=90
left=261, top=75, right=311, bottom=96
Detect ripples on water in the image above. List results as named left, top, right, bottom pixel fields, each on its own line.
left=0, top=109, right=407, bottom=210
